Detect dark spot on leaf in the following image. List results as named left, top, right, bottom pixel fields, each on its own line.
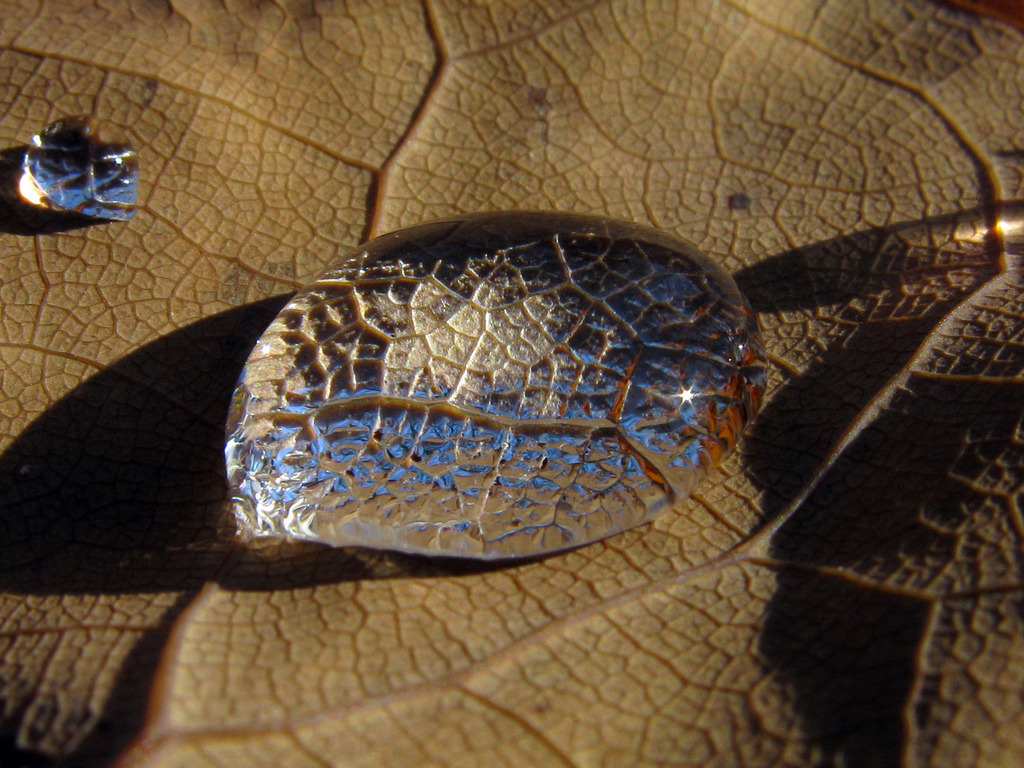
left=527, top=85, right=550, bottom=116
left=728, top=192, right=751, bottom=211
left=141, top=79, right=159, bottom=108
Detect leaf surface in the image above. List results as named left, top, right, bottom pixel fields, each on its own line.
left=0, top=1, right=1022, bottom=766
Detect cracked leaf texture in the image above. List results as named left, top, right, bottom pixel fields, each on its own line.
left=0, top=0, right=1022, bottom=766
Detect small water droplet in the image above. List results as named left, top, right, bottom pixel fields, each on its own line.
left=15, top=462, right=33, bottom=479
left=20, top=115, right=138, bottom=221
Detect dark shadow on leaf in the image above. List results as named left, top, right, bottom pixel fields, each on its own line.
left=756, top=375, right=1023, bottom=766
left=760, top=568, right=930, bottom=766
left=734, top=206, right=1009, bottom=767
left=0, top=147, right=108, bottom=235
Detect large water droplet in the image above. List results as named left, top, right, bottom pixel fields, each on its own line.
left=20, top=115, right=138, bottom=221
left=225, top=212, right=767, bottom=559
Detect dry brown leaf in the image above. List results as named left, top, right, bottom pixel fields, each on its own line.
left=0, top=0, right=1022, bottom=766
